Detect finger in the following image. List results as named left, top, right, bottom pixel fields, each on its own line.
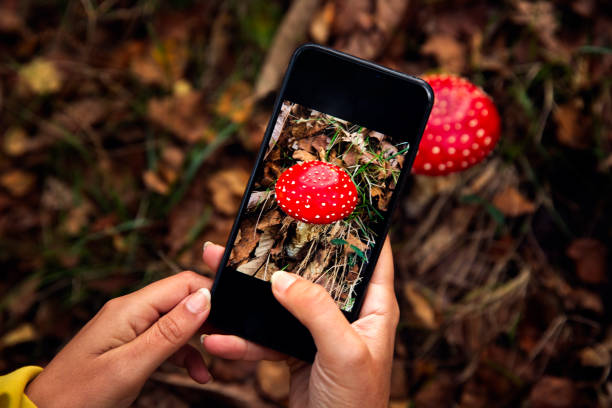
left=353, top=237, right=399, bottom=356
left=170, top=344, right=212, bottom=383
left=202, top=241, right=225, bottom=271
left=123, top=271, right=212, bottom=320
left=126, top=287, right=211, bottom=375
left=270, top=271, right=366, bottom=363
left=202, top=334, right=286, bottom=361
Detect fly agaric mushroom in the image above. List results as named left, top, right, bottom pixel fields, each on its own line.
left=275, top=160, right=358, bottom=224
left=412, top=74, right=501, bottom=176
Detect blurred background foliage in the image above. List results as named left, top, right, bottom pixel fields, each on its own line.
left=0, top=0, right=611, bottom=406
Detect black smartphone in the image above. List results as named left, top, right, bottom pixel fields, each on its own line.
left=209, top=44, right=433, bottom=362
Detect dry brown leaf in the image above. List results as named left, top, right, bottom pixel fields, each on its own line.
left=41, top=177, right=73, bottom=210
left=0, top=323, right=38, bottom=349
left=554, top=101, right=590, bottom=149
left=310, top=2, right=335, bottom=43
left=292, top=149, right=317, bottom=162
left=256, top=361, right=290, bottom=403
left=345, top=233, right=368, bottom=252
left=130, top=37, right=189, bottom=87
left=421, top=34, right=466, bottom=73
left=512, top=1, right=564, bottom=57
left=161, top=145, right=185, bottom=169
left=3, top=127, right=28, bottom=156
left=0, top=3, right=22, bottom=33
left=403, top=283, right=438, bottom=329
left=148, top=91, right=210, bottom=143
left=492, top=186, right=536, bottom=216
left=63, top=201, right=93, bottom=236
left=567, top=238, right=607, bottom=284
left=579, top=345, right=610, bottom=367
left=257, top=209, right=283, bottom=231
left=143, top=170, right=170, bottom=195
left=0, top=170, right=36, bottom=197
left=216, top=81, right=254, bottom=124
left=529, top=376, right=576, bottom=408
left=208, top=168, right=250, bottom=215
left=18, top=58, right=62, bottom=94
left=230, top=219, right=261, bottom=264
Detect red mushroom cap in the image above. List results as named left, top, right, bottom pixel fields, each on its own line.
left=413, top=74, right=501, bottom=176
left=275, top=160, right=358, bottom=224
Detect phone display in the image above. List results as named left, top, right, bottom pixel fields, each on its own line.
left=227, top=100, right=409, bottom=311
left=209, top=44, right=432, bottom=362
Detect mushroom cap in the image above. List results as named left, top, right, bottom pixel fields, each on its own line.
left=413, top=74, right=501, bottom=176
left=275, top=160, right=358, bottom=224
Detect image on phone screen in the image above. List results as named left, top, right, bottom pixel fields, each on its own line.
left=226, top=100, right=410, bottom=312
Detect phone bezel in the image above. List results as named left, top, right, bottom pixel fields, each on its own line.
left=208, top=44, right=434, bottom=362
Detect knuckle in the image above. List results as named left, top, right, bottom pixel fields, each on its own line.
left=177, top=270, right=199, bottom=280
left=101, top=297, right=123, bottom=313
left=344, top=342, right=371, bottom=366
left=300, top=282, right=331, bottom=305
left=155, top=315, right=184, bottom=345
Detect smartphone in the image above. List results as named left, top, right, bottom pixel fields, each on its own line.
left=209, top=44, right=433, bottom=362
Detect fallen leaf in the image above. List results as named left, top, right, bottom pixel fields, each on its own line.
left=256, top=361, right=290, bottom=403
left=292, top=149, right=317, bottom=162
left=492, top=186, right=536, bottom=216
left=0, top=3, right=22, bottom=33
left=512, top=1, right=564, bottom=58
left=390, top=359, right=408, bottom=399
left=148, top=91, right=210, bottom=143
left=421, top=34, right=466, bottom=73
left=579, top=345, right=610, bottom=367
left=208, top=168, right=250, bottom=215
left=529, top=376, right=576, bottom=408
left=41, top=177, right=73, bottom=210
left=309, top=2, right=335, bottom=43
left=130, top=37, right=189, bottom=87
left=0, top=323, right=37, bottom=349
left=161, top=145, right=185, bottom=169
left=62, top=200, right=93, bottom=236
left=567, top=238, right=607, bottom=284
left=18, top=58, right=62, bottom=94
left=403, top=282, right=438, bottom=329
left=554, top=101, right=590, bottom=149
left=143, top=170, right=170, bottom=195
left=216, top=81, right=253, bottom=124
left=3, top=127, right=29, bottom=156
left=0, top=170, right=36, bottom=196
left=413, top=373, right=456, bottom=408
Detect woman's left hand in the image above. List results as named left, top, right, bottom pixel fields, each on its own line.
left=26, top=271, right=213, bottom=408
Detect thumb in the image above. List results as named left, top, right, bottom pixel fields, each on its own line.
left=270, top=271, right=365, bottom=362
left=127, top=287, right=211, bottom=374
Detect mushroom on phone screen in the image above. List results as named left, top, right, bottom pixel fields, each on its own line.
left=275, top=160, right=358, bottom=224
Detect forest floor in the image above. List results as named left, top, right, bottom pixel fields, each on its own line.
left=0, top=0, right=611, bottom=407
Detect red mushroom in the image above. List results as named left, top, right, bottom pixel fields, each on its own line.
left=413, top=74, right=501, bottom=176
left=275, top=160, right=358, bottom=224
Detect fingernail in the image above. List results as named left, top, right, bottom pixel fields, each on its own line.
left=186, top=288, right=211, bottom=314
left=202, top=241, right=213, bottom=254
left=270, top=271, right=297, bottom=293
left=200, top=334, right=209, bottom=344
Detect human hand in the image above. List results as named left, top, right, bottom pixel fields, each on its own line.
left=201, top=238, right=399, bottom=408
left=26, top=271, right=213, bottom=408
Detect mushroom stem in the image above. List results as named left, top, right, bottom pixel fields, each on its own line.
left=285, top=221, right=323, bottom=258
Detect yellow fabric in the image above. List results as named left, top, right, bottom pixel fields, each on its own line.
left=0, top=366, right=43, bottom=408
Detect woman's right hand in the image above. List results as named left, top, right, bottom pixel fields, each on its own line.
left=201, top=238, right=399, bottom=408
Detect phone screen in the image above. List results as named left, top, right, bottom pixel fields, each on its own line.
left=226, top=100, right=409, bottom=312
